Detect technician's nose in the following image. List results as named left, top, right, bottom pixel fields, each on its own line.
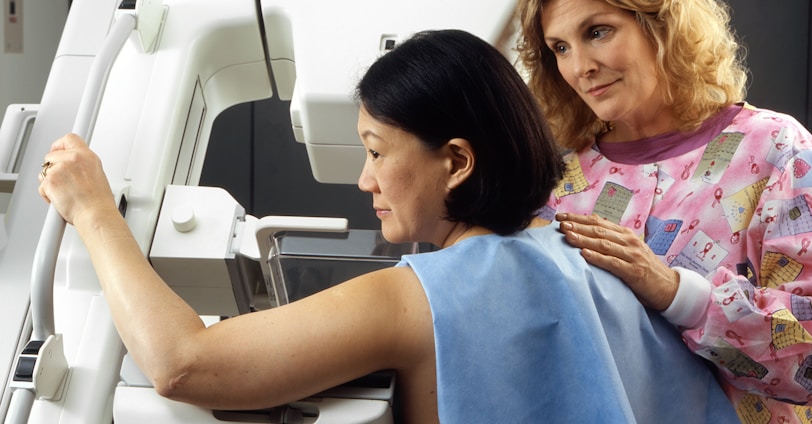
left=572, top=48, right=597, bottom=77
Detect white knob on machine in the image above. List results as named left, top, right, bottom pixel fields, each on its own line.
left=171, top=206, right=196, bottom=232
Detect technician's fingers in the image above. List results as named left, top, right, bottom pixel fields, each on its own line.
left=557, top=213, right=639, bottom=257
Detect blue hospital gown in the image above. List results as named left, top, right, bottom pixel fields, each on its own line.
left=399, top=224, right=738, bottom=423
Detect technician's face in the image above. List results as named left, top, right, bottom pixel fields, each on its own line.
left=356, top=106, right=453, bottom=246
left=541, top=0, right=667, bottom=129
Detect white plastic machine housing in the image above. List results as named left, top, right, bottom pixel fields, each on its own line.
left=263, top=2, right=517, bottom=184
left=0, top=1, right=272, bottom=422
left=0, top=0, right=517, bottom=422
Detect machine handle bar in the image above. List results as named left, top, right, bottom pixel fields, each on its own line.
left=30, top=13, right=136, bottom=342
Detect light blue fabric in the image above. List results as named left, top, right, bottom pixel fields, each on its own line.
left=399, top=224, right=738, bottom=423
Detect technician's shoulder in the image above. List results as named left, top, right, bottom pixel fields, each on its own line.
left=738, top=104, right=812, bottom=140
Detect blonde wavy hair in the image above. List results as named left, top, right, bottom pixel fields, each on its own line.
left=516, top=0, right=748, bottom=150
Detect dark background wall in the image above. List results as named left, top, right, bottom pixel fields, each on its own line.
left=200, top=1, right=812, bottom=228
left=200, top=97, right=379, bottom=228
left=727, top=1, right=811, bottom=128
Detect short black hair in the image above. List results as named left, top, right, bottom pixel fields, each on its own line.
left=356, top=29, right=563, bottom=235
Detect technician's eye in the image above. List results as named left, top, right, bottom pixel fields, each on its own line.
left=552, top=43, right=568, bottom=55
left=589, top=26, right=611, bottom=40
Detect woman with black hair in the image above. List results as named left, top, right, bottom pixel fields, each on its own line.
left=38, top=29, right=736, bottom=423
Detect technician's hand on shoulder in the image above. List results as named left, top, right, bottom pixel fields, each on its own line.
left=556, top=212, right=679, bottom=311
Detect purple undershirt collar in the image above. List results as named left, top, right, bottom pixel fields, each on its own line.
left=594, top=104, right=743, bottom=164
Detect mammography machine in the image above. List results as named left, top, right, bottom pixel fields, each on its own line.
left=0, top=0, right=516, bottom=422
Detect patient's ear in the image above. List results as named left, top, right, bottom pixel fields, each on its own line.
left=446, top=138, right=474, bottom=189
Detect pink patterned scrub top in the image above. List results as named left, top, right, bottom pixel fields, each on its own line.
left=540, top=103, right=812, bottom=424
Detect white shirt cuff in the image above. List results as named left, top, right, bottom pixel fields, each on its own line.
left=661, top=267, right=712, bottom=328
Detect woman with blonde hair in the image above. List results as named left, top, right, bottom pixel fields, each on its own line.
left=518, top=0, right=812, bottom=420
